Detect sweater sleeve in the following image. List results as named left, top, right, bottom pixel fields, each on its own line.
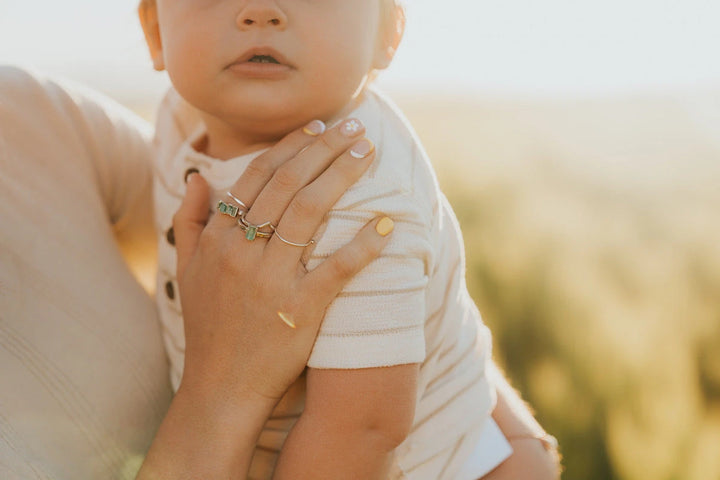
left=0, top=66, right=173, bottom=478
left=0, top=66, right=157, bottom=283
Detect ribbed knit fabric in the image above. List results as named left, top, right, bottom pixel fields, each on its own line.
left=153, top=87, right=499, bottom=479
left=0, top=67, right=173, bottom=479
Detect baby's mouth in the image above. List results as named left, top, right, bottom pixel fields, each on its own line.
left=248, top=55, right=280, bottom=64
left=227, top=48, right=294, bottom=77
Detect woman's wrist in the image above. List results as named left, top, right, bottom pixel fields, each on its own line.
left=138, top=380, right=277, bottom=479
left=176, top=380, right=277, bottom=462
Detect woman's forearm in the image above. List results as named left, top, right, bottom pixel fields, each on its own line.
left=137, top=385, right=276, bottom=479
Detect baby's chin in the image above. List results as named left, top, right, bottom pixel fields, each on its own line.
left=208, top=99, right=357, bottom=144
left=198, top=110, right=319, bottom=159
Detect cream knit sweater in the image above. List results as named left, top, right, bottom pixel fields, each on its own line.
left=0, top=67, right=172, bottom=479
left=153, top=87, right=497, bottom=479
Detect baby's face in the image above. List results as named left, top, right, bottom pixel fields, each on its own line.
left=151, top=0, right=392, bottom=142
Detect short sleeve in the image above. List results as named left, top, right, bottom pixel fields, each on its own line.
left=306, top=193, right=432, bottom=369
left=304, top=92, right=440, bottom=369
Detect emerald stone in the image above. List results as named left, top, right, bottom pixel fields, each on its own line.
left=245, top=226, right=258, bottom=241
left=218, top=201, right=239, bottom=217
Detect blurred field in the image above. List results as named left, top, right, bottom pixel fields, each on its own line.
left=394, top=92, right=720, bottom=480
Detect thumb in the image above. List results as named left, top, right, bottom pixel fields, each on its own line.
left=174, top=173, right=210, bottom=284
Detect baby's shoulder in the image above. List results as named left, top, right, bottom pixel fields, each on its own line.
left=333, top=88, right=441, bottom=221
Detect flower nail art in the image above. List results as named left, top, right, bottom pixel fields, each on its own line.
left=341, top=119, right=364, bottom=136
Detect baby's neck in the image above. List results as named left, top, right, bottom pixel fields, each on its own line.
left=199, top=115, right=280, bottom=160
left=197, top=94, right=364, bottom=161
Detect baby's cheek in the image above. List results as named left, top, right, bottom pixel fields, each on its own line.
left=306, top=61, right=370, bottom=110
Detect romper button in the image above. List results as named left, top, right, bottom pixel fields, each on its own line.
left=166, top=227, right=175, bottom=246
left=165, top=281, right=175, bottom=300
left=184, top=167, right=200, bottom=183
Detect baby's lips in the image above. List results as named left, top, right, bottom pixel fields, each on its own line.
left=232, top=46, right=293, bottom=68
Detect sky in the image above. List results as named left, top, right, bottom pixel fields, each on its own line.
left=1, top=0, right=720, bottom=103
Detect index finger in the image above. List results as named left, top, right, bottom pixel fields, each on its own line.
left=210, top=119, right=327, bottom=228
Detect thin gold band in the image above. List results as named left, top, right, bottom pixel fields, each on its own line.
left=274, top=230, right=315, bottom=248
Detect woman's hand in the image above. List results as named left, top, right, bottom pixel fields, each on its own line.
left=138, top=119, right=391, bottom=479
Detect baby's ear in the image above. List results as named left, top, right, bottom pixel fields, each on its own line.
left=373, top=3, right=406, bottom=71
left=138, top=1, right=165, bottom=71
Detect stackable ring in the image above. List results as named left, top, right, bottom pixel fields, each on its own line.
left=274, top=230, right=315, bottom=248
left=226, top=191, right=249, bottom=211
left=236, top=220, right=274, bottom=240
left=217, top=200, right=242, bottom=218
left=238, top=212, right=276, bottom=241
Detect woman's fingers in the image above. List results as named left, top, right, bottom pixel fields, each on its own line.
left=265, top=138, right=376, bottom=264
left=243, top=118, right=367, bottom=228
left=174, top=173, right=210, bottom=284
left=218, top=120, right=326, bottom=218
left=302, top=217, right=393, bottom=311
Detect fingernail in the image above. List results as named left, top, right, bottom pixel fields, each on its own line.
left=375, top=217, right=394, bottom=237
left=350, top=139, right=375, bottom=159
left=341, top=118, right=364, bottom=137
left=303, top=120, right=326, bottom=136
left=184, top=167, right=200, bottom=183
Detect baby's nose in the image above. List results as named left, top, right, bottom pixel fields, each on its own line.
left=236, top=1, right=288, bottom=30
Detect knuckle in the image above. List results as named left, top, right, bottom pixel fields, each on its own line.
left=290, top=189, right=321, bottom=218
left=244, top=157, right=274, bottom=182
left=288, top=126, right=316, bottom=147
left=318, top=133, right=339, bottom=151
left=272, top=164, right=303, bottom=192
left=329, top=252, right=358, bottom=280
left=338, top=159, right=361, bottom=183
left=357, top=240, right=379, bottom=261
left=308, top=134, right=337, bottom=159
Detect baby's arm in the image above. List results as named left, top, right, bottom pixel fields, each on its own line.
left=273, top=364, right=419, bottom=480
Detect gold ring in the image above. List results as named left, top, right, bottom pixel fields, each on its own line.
left=238, top=212, right=275, bottom=241
left=226, top=191, right=249, bottom=211
left=274, top=230, right=315, bottom=248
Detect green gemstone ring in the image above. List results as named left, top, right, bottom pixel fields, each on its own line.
left=238, top=212, right=275, bottom=241
left=217, top=200, right=241, bottom=218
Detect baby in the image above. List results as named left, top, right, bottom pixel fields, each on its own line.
left=139, top=1, right=515, bottom=478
